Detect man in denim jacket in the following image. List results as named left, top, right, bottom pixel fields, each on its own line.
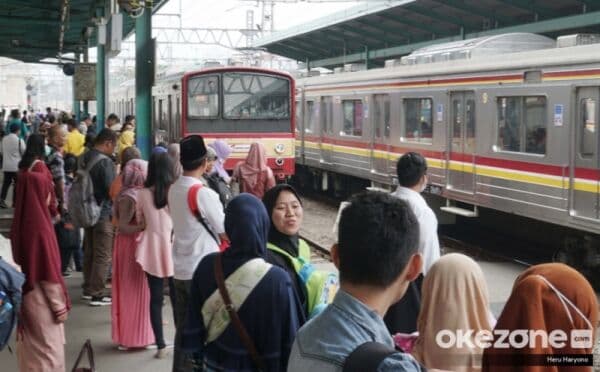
left=287, top=191, right=424, bottom=372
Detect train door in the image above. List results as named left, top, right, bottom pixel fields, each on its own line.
left=447, top=91, right=476, bottom=194
left=572, top=87, right=600, bottom=220
left=320, top=96, right=333, bottom=164
left=370, top=94, right=391, bottom=176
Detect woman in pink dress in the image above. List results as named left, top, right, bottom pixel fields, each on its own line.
left=111, top=159, right=154, bottom=350
left=232, top=142, right=276, bottom=199
left=136, top=152, right=176, bottom=358
left=11, top=167, right=71, bottom=372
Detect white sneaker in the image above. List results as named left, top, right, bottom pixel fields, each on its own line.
left=117, top=345, right=129, bottom=351
left=81, top=294, right=92, bottom=300
left=155, top=348, right=169, bottom=359
left=89, top=296, right=112, bottom=306
left=145, top=344, right=158, bottom=350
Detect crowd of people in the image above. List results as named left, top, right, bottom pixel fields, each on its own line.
left=2, top=107, right=598, bottom=372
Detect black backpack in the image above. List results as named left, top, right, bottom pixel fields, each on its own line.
left=343, top=342, right=398, bottom=372
left=206, top=173, right=233, bottom=208
left=0, top=257, right=25, bottom=351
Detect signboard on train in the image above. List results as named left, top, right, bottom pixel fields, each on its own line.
left=74, top=63, right=96, bottom=101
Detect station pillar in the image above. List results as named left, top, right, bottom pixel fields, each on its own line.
left=96, top=16, right=106, bottom=130
left=83, top=47, right=89, bottom=117
left=73, top=54, right=81, bottom=122
left=135, top=2, right=153, bottom=160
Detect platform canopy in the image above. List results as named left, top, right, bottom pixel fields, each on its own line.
left=0, top=0, right=168, bottom=63
left=253, top=0, right=600, bottom=68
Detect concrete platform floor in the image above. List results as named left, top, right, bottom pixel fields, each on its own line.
left=0, top=272, right=176, bottom=371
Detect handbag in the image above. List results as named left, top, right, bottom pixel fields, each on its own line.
left=72, top=339, right=95, bottom=372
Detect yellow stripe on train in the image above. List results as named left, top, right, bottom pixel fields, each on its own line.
left=297, top=140, right=598, bottom=193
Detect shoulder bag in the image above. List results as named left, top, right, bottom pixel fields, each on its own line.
left=214, top=253, right=265, bottom=371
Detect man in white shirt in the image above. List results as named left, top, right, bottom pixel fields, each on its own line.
left=385, top=151, right=441, bottom=334
left=392, top=152, right=440, bottom=274
left=168, top=135, right=225, bottom=372
left=0, top=122, right=25, bottom=208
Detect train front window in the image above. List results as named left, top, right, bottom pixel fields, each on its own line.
left=403, top=98, right=433, bottom=144
left=187, top=75, right=219, bottom=118
left=222, top=73, right=290, bottom=119
left=497, top=96, right=546, bottom=154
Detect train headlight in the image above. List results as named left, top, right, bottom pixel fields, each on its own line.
left=275, top=158, right=284, bottom=167
left=274, top=143, right=285, bottom=154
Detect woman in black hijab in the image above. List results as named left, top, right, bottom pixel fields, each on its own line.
left=263, top=184, right=310, bottom=320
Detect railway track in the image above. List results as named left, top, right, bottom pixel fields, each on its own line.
left=301, top=231, right=529, bottom=268
left=300, top=234, right=332, bottom=262
left=296, top=189, right=532, bottom=268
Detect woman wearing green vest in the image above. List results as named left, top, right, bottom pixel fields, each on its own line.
left=263, top=184, right=310, bottom=320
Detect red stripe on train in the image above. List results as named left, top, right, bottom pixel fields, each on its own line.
left=543, top=68, right=600, bottom=78
left=300, top=136, right=600, bottom=181
left=304, top=74, right=523, bottom=92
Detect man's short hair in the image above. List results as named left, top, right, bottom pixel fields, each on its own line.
left=107, top=113, right=120, bottom=124
left=67, top=119, right=77, bottom=129
left=338, top=191, right=419, bottom=288
left=124, top=114, right=135, bottom=123
left=9, top=122, right=20, bottom=133
left=396, top=152, right=427, bottom=188
left=94, top=128, right=118, bottom=146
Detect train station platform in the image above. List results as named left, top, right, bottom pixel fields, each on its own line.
left=0, top=271, right=175, bottom=371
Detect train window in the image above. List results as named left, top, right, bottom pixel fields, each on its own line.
left=373, top=94, right=390, bottom=139
left=222, top=73, right=290, bottom=119
left=164, top=96, right=171, bottom=130
left=466, top=99, right=476, bottom=139
left=581, top=98, right=596, bottom=157
left=384, top=100, right=391, bottom=138
left=187, top=75, right=219, bottom=118
left=342, top=100, right=363, bottom=137
left=403, top=98, right=432, bottom=143
left=295, top=101, right=300, bottom=133
left=305, top=101, right=316, bottom=133
left=321, top=97, right=333, bottom=134
left=175, top=96, right=181, bottom=139
left=158, top=99, right=164, bottom=129
left=497, top=96, right=546, bottom=154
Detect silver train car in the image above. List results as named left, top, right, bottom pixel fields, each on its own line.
left=295, top=33, right=600, bottom=260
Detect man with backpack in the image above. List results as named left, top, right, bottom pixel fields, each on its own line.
left=78, top=129, right=117, bottom=306
left=167, top=135, right=225, bottom=372
left=287, top=191, right=425, bottom=372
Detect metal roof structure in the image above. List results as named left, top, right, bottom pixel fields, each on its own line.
left=0, top=0, right=168, bottom=63
left=254, top=0, right=600, bottom=68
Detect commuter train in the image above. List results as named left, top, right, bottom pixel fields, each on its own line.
left=110, top=67, right=295, bottom=179
left=294, top=33, right=600, bottom=261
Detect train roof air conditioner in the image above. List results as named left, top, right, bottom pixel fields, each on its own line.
left=557, top=34, right=600, bottom=48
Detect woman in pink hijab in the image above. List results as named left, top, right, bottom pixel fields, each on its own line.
left=111, top=159, right=155, bottom=350
left=232, top=142, right=276, bottom=199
